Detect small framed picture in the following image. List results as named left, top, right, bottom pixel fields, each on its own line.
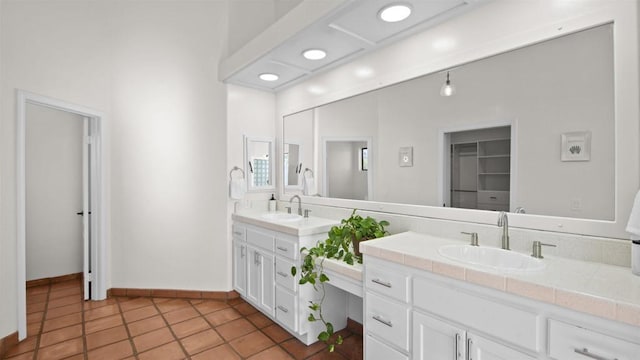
left=561, top=131, right=591, bottom=162
left=399, top=146, right=413, bottom=167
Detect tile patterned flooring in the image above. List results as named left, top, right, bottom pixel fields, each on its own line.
left=4, top=279, right=363, bottom=360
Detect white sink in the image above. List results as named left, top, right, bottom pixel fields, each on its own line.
left=261, top=212, right=303, bottom=222
left=438, top=245, right=546, bottom=273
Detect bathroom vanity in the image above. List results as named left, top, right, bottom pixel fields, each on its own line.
left=360, top=232, right=640, bottom=360
left=232, top=211, right=360, bottom=345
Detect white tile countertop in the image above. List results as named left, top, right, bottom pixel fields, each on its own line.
left=360, top=231, right=640, bottom=328
left=232, top=210, right=339, bottom=236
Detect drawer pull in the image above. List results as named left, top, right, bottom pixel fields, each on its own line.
left=233, top=231, right=243, bottom=236
left=371, top=278, right=392, bottom=288
left=455, top=333, right=462, bottom=359
left=372, top=315, right=392, bottom=327
left=574, top=348, right=618, bottom=360
left=277, top=305, right=289, bottom=313
left=240, top=246, right=245, bottom=258
left=467, top=338, right=473, bottom=360
left=489, top=196, right=497, bottom=200
left=277, top=271, right=288, bottom=278
left=276, top=246, right=288, bottom=252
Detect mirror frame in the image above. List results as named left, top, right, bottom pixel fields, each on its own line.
left=277, top=3, right=639, bottom=240
left=244, top=135, right=275, bottom=192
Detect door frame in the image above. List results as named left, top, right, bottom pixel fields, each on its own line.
left=16, top=90, right=108, bottom=340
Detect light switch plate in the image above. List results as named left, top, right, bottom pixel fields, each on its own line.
left=399, top=146, right=413, bottom=167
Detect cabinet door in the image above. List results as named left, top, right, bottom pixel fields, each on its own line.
left=247, top=246, right=275, bottom=316
left=413, top=311, right=465, bottom=360
left=466, top=333, right=535, bottom=360
left=232, top=241, right=247, bottom=296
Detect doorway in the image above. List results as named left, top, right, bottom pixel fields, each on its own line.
left=16, top=91, right=107, bottom=340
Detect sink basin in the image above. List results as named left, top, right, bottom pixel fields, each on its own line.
left=261, top=213, right=303, bottom=222
left=438, top=245, right=546, bottom=273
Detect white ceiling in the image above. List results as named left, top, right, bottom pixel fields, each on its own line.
left=224, top=0, right=485, bottom=91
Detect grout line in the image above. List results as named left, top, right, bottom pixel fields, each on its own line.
left=151, top=299, right=190, bottom=358
left=31, top=283, right=51, bottom=359
left=115, top=297, right=139, bottom=359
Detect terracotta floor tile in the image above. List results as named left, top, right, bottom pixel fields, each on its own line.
left=229, top=330, right=275, bottom=357
left=46, top=294, right=81, bottom=310
left=280, top=338, right=326, bottom=360
left=248, top=345, right=295, bottom=360
left=234, top=302, right=259, bottom=316
left=122, top=305, right=158, bottom=323
left=180, top=329, right=224, bottom=355
left=156, top=299, right=191, bottom=314
left=306, top=350, right=348, bottom=360
left=27, top=311, right=44, bottom=324
left=85, top=325, right=128, bottom=350
left=41, top=313, right=82, bottom=333
left=48, top=286, right=81, bottom=299
left=216, top=318, right=257, bottom=341
left=191, top=344, right=241, bottom=360
left=205, top=308, right=242, bottom=327
left=50, top=280, right=81, bottom=291
left=336, top=334, right=363, bottom=360
left=4, top=336, right=38, bottom=357
left=35, top=337, right=83, bottom=359
left=126, top=315, right=167, bottom=337
left=5, top=351, right=35, bottom=360
left=227, top=298, right=244, bottom=306
left=133, top=327, right=175, bottom=353
left=246, top=312, right=274, bottom=329
left=86, top=339, right=133, bottom=360
left=162, top=306, right=199, bottom=325
left=83, top=298, right=118, bottom=311
left=84, top=304, right=120, bottom=322
left=45, top=303, right=82, bottom=320
left=39, top=324, right=83, bottom=348
left=27, top=322, right=42, bottom=338
left=63, top=354, right=84, bottom=360
left=137, top=341, right=185, bottom=360
left=85, top=314, right=123, bottom=334
left=26, top=293, right=48, bottom=305
left=27, top=285, right=49, bottom=295
left=262, top=324, right=294, bottom=343
left=194, top=300, right=229, bottom=315
left=27, top=301, right=46, bottom=314
left=118, top=298, right=153, bottom=312
left=171, top=317, right=210, bottom=339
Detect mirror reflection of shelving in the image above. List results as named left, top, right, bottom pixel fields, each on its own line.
left=449, top=127, right=511, bottom=211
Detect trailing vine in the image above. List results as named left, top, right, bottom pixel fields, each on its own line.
left=291, top=209, right=389, bottom=352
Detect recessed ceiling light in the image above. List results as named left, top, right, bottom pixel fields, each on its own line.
left=302, top=49, right=327, bottom=60
left=379, top=4, right=412, bottom=23
left=259, top=73, right=279, bottom=82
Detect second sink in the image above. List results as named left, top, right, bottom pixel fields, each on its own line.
left=261, top=213, right=303, bottom=222
left=438, top=244, right=546, bottom=273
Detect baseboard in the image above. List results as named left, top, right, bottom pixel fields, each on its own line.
left=108, top=288, right=241, bottom=301
left=26, top=272, right=82, bottom=288
left=0, top=331, right=18, bottom=359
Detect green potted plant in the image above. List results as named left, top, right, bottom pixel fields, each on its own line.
left=292, top=209, right=390, bottom=351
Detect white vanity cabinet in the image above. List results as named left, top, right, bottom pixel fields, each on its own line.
left=247, top=245, right=275, bottom=316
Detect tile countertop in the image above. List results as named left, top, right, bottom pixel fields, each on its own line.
left=360, top=231, right=640, bottom=328
left=232, top=210, right=340, bottom=237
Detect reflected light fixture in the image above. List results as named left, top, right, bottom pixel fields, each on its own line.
left=440, top=71, right=456, bottom=96
left=259, top=73, right=279, bottom=81
left=302, top=49, right=327, bottom=60
left=379, top=4, right=412, bottom=23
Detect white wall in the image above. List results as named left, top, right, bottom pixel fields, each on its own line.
left=325, top=141, right=367, bottom=200
left=1, top=1, right=230, bottom=338
left=26, top=104, right=83, bottom=281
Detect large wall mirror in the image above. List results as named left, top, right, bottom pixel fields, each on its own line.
left=283, top=24, right=615, bottom=221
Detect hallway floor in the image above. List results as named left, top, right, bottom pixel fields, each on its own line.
left=4, top=279, right=363, bottom=360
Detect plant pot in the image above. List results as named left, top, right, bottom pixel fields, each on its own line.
left=352, top=237, right=371, bottom=258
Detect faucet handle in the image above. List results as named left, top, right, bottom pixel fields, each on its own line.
left=285, top=206, right=292, bottom=214
left=531, top=241, right=557, bottom=259
left=304, top=209, right=311, bottom=218
left=461, top=232, right=479, bottom=246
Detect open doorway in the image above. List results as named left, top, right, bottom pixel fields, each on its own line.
left=16, top=91, right=106, bottom=340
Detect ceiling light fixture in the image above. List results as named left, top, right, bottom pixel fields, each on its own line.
left=302, top=49, right=327, bottom=60
left=440, top=71, right=456, bottom=97
left=379, top=4, right=412, bottom=23
left=259, top=73, right=279, bottom=82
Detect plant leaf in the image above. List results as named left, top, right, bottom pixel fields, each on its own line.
left=319, top=273, right=330, bottom=282
left=318, top=331, right=330, bottom=341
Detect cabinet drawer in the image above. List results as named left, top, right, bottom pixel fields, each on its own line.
left=365, top=292, right=410, bottom=352
left=413, top=276, right=539, bottom=352
left=247, top=228, right=274, bottom=251
left=275, top=237, right=298, bottom=260
left=365, top=262, right=410, bottom=303
left=232, top=224, right=246, bottom=240
left=275, top=257, right=297, bottom=292
left=366, top=334, right=408, bottom=360
left=275, top=287, right=298, bottom=332
left=548, top=319, right=640, bottom=360
left=477, top=191, right=509, bottom=204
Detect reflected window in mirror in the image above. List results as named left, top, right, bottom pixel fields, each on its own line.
left=284, top=142, right=302, bottom=189
left=244, top=136, right=275, bottom=191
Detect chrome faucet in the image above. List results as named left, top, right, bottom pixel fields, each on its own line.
left=289, top=195, right=302, bottom=216
left=497, top=211, right=510, bottom=250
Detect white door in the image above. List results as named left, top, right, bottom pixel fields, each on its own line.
left=413, top=311, right=465, bottom=360
left=232, top=240, right=247, bottom=296
left=466, top=333, right=536, bottom=360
